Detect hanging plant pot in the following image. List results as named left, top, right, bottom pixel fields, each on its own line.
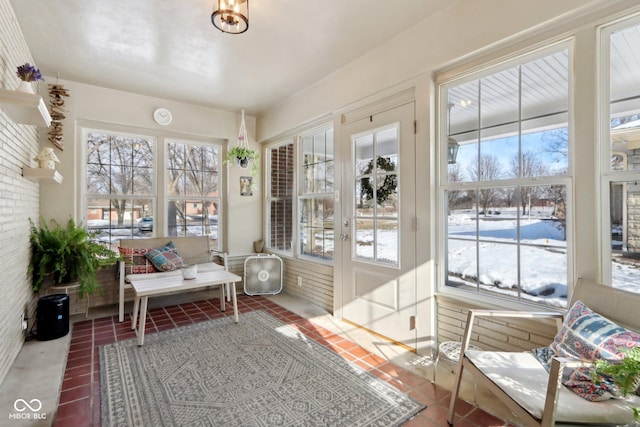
left=236, top=156, right=249, bottom=168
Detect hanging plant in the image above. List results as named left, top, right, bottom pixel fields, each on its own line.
left=360, top=156, right=397, bottom=205
left=224, top=146, right=259, bottom=177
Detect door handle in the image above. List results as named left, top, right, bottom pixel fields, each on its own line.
left=340, top=233, right=350, bottom=241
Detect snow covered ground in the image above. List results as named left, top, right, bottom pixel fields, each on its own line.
left=446, top=210, right=640, bottom=307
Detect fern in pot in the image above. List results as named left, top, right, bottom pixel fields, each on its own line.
left=28, top=217, right=120, bottom=298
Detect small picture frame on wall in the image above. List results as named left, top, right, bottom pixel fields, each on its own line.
left=240, top=176, right=253, bottom=196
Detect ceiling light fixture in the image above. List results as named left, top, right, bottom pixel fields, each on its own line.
left=447, top=103, right=459, bottom=164
left=212, top=0, right=249, bottom=34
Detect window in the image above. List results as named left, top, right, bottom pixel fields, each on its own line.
left=265, top=124, right=334, bottom=262
left=601, top=17, right=640, bottom=295
left=266, top=140, right=295, bottom=253
left=166, top=140, right=221, bottom=250
left=300, top=128, right=334, bottom=260
left=85, top=129, right=155, bottom=249
left=440, top=45, right=571, bottom=307
left=85, top=128, right=222, bottom=251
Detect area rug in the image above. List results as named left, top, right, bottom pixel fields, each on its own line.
left=100, top=310, right=425, bottom=426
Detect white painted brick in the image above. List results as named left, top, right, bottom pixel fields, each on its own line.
left=0, top=1, right=41, bottom=386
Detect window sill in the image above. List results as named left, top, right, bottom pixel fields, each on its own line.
left=435, top=288, right=566, bottom=314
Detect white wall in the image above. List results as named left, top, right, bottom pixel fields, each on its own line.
left=37, top=79, right=261, bottom=255
left=0, top=0, right=43, bottom=385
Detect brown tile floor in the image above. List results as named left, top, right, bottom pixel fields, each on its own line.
left=53, top=295, right=509, bottom=426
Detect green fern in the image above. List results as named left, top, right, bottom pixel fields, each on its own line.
left=28, top=217, right=120, bottom=298
left=592, top=347, right=640, bottom=420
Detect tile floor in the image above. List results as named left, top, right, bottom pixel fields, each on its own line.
left=50, top=293, right=509, bottom=427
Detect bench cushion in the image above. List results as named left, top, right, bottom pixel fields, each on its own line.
left=467, top=350, right=640, bottom=424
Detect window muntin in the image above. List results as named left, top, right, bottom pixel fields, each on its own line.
left=299, top=128, right=334, bottom=261
left=442, top=45, right=570, bottom=308
left=166, top=140, right=221, bottom=249
left=85, top=129, right=156, bottom=249
left=602, top=18, right=640, bottom=295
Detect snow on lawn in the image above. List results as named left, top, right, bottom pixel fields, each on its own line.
left=447, top=212, right=640, bottom=306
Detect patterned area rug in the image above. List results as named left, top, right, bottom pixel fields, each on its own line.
left=100, top=311, right=425, bottom=426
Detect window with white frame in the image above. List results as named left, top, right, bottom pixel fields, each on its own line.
left=85, top=129, right=156, bottom=249
left=266, top=125, right=334, bottom=261
left=440, top=44, right=571, bottom=307
left=601, top=16, right=640, bottom=295
left=166, top=139, right=221, bottom=250
left=85, top=128, right=222, bottom=251
left=300, top=127, right=334, bottom=260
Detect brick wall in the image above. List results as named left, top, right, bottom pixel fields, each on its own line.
left=281, top=257, right=333, bottom=312
left=0, top=0, right=42, bottom=385
left=436, top=295, right=558, bottom=351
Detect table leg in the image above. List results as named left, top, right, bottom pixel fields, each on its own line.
left=131, top=296, right=140, bottom=331
left=231, top=281, right=239, bottom=323
left=137, top=296, right=149, bottom=346
left=219, top=283, right=226, bottom=312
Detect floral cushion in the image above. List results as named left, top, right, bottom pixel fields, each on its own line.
left=144, top=241, right=186, bottom=272
left=118, top=247, right=157, bottom=275
left=535, top=300, right=640, bottom=401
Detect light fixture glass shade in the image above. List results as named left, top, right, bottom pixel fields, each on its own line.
left=212, top=0, right=249, bottom=34
left=447, top=138, right=459, bottom=164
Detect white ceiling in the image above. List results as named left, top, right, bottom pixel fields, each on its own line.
left=10, top=0, right=455, bottom=116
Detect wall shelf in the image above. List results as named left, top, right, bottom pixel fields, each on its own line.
left=0, top=87, right=51, bottom=127
left=22, top=167, right=63, bottom=184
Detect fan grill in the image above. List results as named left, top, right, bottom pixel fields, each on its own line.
left=244, top=255, right=283, bottom=295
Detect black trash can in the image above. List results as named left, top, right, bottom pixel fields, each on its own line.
left=37, top=294, right=69, bottom=341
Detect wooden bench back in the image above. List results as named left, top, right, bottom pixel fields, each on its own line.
left=572, top=278, right=640, bottom=332
left=119, top=236, right=212, bottom=265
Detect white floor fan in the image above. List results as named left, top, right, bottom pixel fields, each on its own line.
left=243, top=254, right=283, bottom=295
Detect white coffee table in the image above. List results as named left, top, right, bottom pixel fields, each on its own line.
left=129, top=270, right=242, bottom=346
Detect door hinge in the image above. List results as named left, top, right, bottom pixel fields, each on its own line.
left=413, top=120, right=417, bottom=134
left=409, top=315, right=416, bottom=330
left=412, top=217, right=417, bottom=232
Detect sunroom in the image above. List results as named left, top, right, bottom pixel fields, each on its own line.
left=1, top=0, right=640, bottom=426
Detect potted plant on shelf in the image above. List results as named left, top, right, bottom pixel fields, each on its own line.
left=16, top=62, right=44, bottom=93
left=28, top=217, right=120, bottom=300
left=225, top=146, right=259, bottom=177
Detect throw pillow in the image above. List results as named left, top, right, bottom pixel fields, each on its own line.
left=545, top=300, right=640, bottom=401
left=118, top=247, right=157, bottom=275
left=145, top=241, right=187, bottom=272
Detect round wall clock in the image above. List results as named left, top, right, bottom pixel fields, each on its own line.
left=153, top=108, right=172, bottom=125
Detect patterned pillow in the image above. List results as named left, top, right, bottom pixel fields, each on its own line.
left=145, top=241, right=187, bottom=272
left=118, top=247, right=157, bottom=275
left=548, top=300, right=640, bottom=401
